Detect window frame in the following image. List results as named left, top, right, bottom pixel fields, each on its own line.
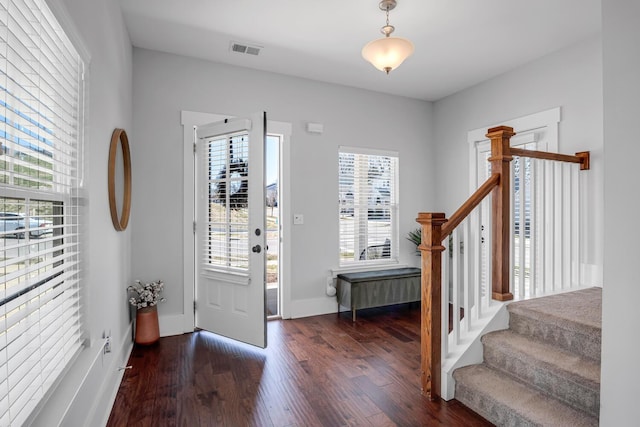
left=203, top=131, right=251, bottom=274
left=0, top=0, right=87, bottom=424
left=338, top=146, right=399, bottom=268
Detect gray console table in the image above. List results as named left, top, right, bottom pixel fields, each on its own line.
left=336, top=267, right=421, bottom=321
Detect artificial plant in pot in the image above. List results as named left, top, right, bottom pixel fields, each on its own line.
left=128, top=279, right=165, bottom=345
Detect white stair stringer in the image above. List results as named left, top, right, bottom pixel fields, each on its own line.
left=440, top=302, right=509, bottom=400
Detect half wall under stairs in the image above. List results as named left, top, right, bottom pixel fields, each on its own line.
left=454, top=287, right=601, bottom=426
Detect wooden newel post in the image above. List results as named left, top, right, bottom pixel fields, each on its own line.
left=486, top=126, right=516, bottom=301
left=416, top=212, right=447, bottom=400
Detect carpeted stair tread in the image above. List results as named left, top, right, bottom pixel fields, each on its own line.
left=507, top=287, right=601, bottom=361
left=454, top=364, right=598, bottom=427
left=482, top=330, right=600, bottom=417
left=454, top=288, right=602, bottom=424
left=508, top=288, right=601, bottom=330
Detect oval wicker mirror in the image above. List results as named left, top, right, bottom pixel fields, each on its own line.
left=108, top=128, right=132, bottom=231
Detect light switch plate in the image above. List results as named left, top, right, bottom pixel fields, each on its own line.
left=293, top=214, right=304, bottom=225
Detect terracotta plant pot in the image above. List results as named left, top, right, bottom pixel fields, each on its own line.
left=135, top=305, right=160, bottom=345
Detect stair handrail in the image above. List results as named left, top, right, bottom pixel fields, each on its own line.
left=440, top=173, right=500, bottom=238
left=416, top=125, right=590, bottom=400
left=510, top=147, right=590, bottom=170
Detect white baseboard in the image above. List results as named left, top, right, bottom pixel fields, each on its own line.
left=581, top=263, right=602, bottom=287
left=95, top=325, right=134, bottom=426
left=157, top=299, right=339, bottom=330
left=29, top=325, right=134, bottom=427
left=289, top=296, right=338, bottom=319
left=159, top=313, right=188, bottom=337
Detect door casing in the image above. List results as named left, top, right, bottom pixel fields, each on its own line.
left=181, top=111, right=292, bottom=335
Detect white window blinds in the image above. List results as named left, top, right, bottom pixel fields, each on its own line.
left=339, top=147, right=398, bottom=266
left=0, top=0, right=84, bottom=425
left=204, top=132, right=250, bottom=272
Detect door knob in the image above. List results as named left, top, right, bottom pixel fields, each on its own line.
left=252, top=245, right=261, bottom=253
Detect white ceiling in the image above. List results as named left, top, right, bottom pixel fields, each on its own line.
left=119, top=0, right=601, bottom=102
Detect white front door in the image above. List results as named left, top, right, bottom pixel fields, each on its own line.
left=195, top=113, right=267, bottom=348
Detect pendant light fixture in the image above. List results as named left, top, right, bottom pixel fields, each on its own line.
left=362, top=0, right=414, bottom=74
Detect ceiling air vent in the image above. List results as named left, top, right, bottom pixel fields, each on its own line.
left=230, top=42, right=262, bottom=56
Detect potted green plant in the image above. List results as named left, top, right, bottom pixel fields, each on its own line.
left=407, top=228, right=422, bottom=255
left=407, top=228, right=460, bottom=257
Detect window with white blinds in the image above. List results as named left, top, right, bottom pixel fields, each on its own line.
left=339, top=147, right=398, bottom=266
left=0, top=0, right=85, bottom=425
left=204, top=132, right=250, bottom=272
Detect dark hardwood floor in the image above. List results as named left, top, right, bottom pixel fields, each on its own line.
left=107, top=304, right=492, bottom=427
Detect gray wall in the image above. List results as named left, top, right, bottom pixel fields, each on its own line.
left=601, top=0, right=640, bottom=422
left=131, top=48, right=435, bottom=322
left=30, top=1, right=638, bottom=423
left=32, top=0, right=133, bottom=425
left=433, top=37, right=604, bottom=281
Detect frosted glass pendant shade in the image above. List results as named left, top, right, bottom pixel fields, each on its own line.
left=362, top=36, right=414, bottom=74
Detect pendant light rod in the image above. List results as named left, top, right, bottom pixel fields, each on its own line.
left=381, top=0, right=396, bottom=36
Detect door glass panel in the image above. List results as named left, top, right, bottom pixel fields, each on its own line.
left=265, top=135, right=280, bottom=317
left=206, top=132, right=250, bottom=271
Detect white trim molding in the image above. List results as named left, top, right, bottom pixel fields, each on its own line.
left=467, top=107, right=560, bottom=193
left=181, top=110, right=293, bottom=329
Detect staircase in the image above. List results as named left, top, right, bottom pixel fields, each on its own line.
left=453, top=287, right=601, bottom=426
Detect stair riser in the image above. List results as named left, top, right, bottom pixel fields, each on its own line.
left=454, top=366, right=599, bottom=427
left=483, top=343, right=600, bottom=417
left=455, top=288, right=602, bottom=425
left=455, top=379, right=537, bottom=427
left=509, top=312, right=601, bottom=362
